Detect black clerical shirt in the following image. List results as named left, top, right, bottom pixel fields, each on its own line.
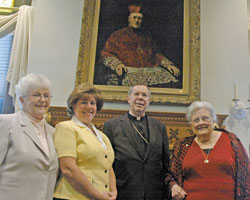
left=128, top=112, right=149, bottom=157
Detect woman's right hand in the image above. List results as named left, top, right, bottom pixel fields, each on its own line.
left=93, top=191, right=116, bottom=200
left=171, top=184, right=187, bottom=200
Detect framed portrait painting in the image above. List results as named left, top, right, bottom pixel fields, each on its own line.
left=76, top=0, right=200, bottom=105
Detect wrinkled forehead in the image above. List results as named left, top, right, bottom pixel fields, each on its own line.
left=28, top=87, right=50, bottom=95
left=129, top=12, right=143, bottom=19
left=132, top=85, right=149, bottom=94
left=191, top=108, right=211, bottom=118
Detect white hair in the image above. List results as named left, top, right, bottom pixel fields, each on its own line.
left=186, top=101, right=217, bottom=123
left=15, top=73, right=52, bottom=99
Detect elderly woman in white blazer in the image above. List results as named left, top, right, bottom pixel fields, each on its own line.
left=0, top=73, right=58, bottom=200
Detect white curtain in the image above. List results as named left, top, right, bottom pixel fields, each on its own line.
left=0, top=12, right=18, bottom=38
left=5, top=5, right=34, bottom=98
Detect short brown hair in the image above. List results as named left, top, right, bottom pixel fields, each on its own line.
left=67, top=83, right=104, bottom=117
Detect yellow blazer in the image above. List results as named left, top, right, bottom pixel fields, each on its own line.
left=0, top=110, right=59, bottom=200
left=54, top=120, right=114, bottom=200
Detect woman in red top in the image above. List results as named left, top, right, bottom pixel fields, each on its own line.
left=165, top=101, right=250, bottom=200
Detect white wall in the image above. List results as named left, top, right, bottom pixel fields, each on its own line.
left=247, top=0, right=250, bottom=63
left=201, top=0, right=250, bottom=114
left=28, top=0, right=250, bottom=115
left=28, top=0, right=83, bottom=107
left=248, top=0, right=250, bottom=21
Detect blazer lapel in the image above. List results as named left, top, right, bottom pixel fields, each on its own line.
left=121, top=113, right=144, bottom=160
left=45, top=122, right=56, bottom=162
left=18, top=111, right=49, bottom=159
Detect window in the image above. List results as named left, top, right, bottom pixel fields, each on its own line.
left=0, top=0, right=15, bottom=14
left=0, top=32, right=14, bottom=113
left=0, top=0, right=14, bottom=7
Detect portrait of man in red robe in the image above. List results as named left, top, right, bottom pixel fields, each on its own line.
left=93, top=0, right=183, bottom=88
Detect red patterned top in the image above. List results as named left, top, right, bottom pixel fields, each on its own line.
left=182, top=132, right=235, bottom=200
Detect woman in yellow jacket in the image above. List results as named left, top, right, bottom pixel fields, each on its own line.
left=53, top=83, right=116, bottom=200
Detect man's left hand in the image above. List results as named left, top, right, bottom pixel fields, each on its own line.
left=161, top=59, right=180, bottom=77
left=167, top=65, right=180, bottom=77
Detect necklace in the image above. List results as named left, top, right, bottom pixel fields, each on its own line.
left=129, top=120, right=148, bottom=144
left=200, top=148, right=211, bottom=163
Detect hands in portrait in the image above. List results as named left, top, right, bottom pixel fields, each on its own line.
left=161, top=59, right=180, bottom=77
left=167, top=65, right=180, bottom=77
left=115, top=64, right=127, bottom=76
left=171, top=184, right=187, bottom=200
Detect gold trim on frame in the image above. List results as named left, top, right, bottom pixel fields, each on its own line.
left=76, top=0, right=200, bottom=105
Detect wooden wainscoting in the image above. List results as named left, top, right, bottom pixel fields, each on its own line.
left=47, top=106, right=227, bottom=150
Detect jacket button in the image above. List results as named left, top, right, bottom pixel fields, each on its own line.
left=105, top=155, right=107, bottom=158
left=105, top=185, right=108, bottom=188
left=104, top=170, right=107, bottom=173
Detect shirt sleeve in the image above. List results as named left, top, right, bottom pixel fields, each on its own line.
left=54, top=122, right=77, bottom=158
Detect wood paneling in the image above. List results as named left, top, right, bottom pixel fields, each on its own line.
left=47, top=106, right=227, bottom=149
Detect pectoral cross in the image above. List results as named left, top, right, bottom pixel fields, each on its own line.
left=137, top=45, right=144, bottom=54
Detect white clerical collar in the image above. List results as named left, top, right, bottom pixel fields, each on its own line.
left=129, top=111, right=145, bottom=121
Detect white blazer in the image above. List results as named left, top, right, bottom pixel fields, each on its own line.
left=0, top=110, right=58, bottom=200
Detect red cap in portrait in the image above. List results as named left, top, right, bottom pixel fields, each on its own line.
left=128, top=4, right=141, bottom=14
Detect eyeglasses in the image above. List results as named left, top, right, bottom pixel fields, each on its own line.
left=24, top=93, right=51, bottom=100
left=191, top=116, right=211, bottom=124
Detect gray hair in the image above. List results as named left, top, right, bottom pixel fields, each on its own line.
left=186, top=101, right=217, bottom=123
left=128, top=84, right=151, bottom=98
left=15, top=73, right=52, bottom=99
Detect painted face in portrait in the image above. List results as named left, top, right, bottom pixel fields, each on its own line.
left=73, top=94, right=97, bottom=126
left=20, top=88, right=51, bottom=120
left=128, top=85, right=150, bottom=116
left=128, top=13, right=143, bottom=29
left=191, top=108, right=214, bottom=137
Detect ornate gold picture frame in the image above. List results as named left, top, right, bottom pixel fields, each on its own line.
left=76, top=0, right=200, bottom=105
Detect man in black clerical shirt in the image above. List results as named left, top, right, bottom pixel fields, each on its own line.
left=103, top=84, right=171, bottom=200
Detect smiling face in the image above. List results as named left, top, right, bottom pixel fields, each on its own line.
left=191, top=108, right=214, bottom=138
left=73, top=94, right=97, bottom=127
left=20, top=88, right=51, bottom=120
left=127, top=85, right=150, bottom=117
left=128, top=13, right=143, bottom=29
